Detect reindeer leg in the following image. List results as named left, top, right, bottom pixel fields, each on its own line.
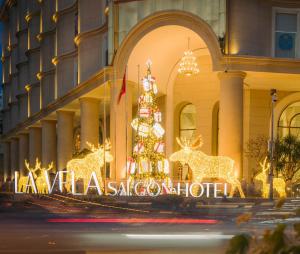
left=234, top=179, right=245, bottom=198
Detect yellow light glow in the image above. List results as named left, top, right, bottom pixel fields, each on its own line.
left=255, top=157, right=286, bottom=198
left=170, top=136, right=245, bottom=198
left=18, top=158, right=53, bottom=193
left=66, top=140, right=113, bottom=192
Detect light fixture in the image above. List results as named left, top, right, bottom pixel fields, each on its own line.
left=178, top=38, right=199, bottom=76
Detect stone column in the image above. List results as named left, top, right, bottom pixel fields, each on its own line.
left=42, top=120, right=57, bottom=171
left=79, top=97, right=100, bottom=150
left=10, top=138, right=19, bottom=179
left=110, top=81, right=133, bottom=181
left=57, top=110, right=74, bottom=171
left=18, top=133, right=29, bottom=176
left=3, top=141, right=10, bottom=181
left=29, top=126, right=42, bottom=166
left=218, top=71, right=246, bottom=177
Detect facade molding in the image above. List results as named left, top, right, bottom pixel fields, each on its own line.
left=52, top=50, right=78, bottom=66
left=25, top=47, right=40, bottom=57
left=1, top=67, right=113, bottom=141
left=52, top=0, right=77, bottom=23
left=37, top=28, right=56, bottom=42
left=74, top=23, right=108, bottom=46
left=222, top=55, right=300, bottom=74
left=25, top=10, right=40, bottom=23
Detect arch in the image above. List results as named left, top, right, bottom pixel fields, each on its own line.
left=274, top=92, right=300, bottom=136
left=113, top=10, right=223, bottom=77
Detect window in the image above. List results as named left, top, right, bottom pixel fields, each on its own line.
left=274, top=10, right=299, bottom=58
left=278, top=101, right=300, bottom=139
left=179, top=104, right=197, bottom=140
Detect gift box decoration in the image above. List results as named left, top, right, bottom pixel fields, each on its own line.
left=127, top=158, right=136, bottom=175
left=138, top=123, right=150, bottom=137
left=158, top=159, right=170, bottom=174
left=139, top=107, right=151, bottom=118
left=154, top=111, right=162, bottom=122
left=143, top=78, right=152, bottom=92
left=140, top=159, right=151, bottom=173
left=154, top=141, right=164, bottom=153
left=152, top=123, right=165, bottom=138
left=133, top=142, right=145, bottom=153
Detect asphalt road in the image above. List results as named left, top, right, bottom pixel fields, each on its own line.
left=0, top=194, right=299, bottom=254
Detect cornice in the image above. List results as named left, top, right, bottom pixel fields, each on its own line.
left=74, top=22, right=108, bottom=46
left=270, top=0, right=300, bottom=7
left=16, top=28, right=28, bottom=37
left=1, top=54, right=10, bottom=63
left=1, top=67, right=113, bottom=141
left=16, top=60, right=28, bottom=69
left=52, top=0, right=77, bottom=23
left=25, top=47, right=40, bottom=57
left=9, top=71, right=18, bottom=78
left=26, top=81, right=40, bottom=92
left=37, top=28, right=56, bottom=42
left=25, top=10, right=40, bottom=23
left=8, top=100, right=18, bottom=107
left=52, top=50, right=77, bottom=66
left=221, top=55, right=300, bottom=74
left=37, top=69, right=55, bottom=80
left=16, top=92, right=27, bottom=99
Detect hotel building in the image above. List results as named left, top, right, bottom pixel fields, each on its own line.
left=1, top=0, right=300, bottom=185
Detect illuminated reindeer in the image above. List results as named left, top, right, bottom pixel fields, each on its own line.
left=66, top=140, right=113, bottom=192
left=170, top=136, right=245, bottom=198
left=255, top=157, right=286, bottom=198
left=18, top=158, right=53, bottom=193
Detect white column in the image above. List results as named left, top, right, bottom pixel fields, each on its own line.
left=110, top=80, right=133, bottom=181
left=57, top=110, right=74, bottom=171
left=18, top=133, right=29, bottom=176
left=42, top=120, right=57, bottom=170
left=79, top=97, right=100, bottom=150
left=29, top=126, right=42, bottom=167
left=3, top=141, right=10, bottom=181
left=10, top=138, right=19, bottom=179
left=218, top=71, right=246, bottom=177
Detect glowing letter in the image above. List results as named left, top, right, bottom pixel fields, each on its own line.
left=85, top=171, right=102, bottom=195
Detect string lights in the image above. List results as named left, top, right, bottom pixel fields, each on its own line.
left=255, top=157, right=286, bottom=198
left=169, top=136, right=245, bottom=198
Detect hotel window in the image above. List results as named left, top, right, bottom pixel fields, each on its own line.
left=278, top=101, right=300, bottom=139
left=179, top=104, right=197, bottom=140
left=274, top=10, right=299, bottom=58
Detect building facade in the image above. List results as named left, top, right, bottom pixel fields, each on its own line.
left=1, top=0, right=300, bottom=187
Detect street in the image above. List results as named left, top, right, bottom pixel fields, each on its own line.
left=0, top=194, right=299, bottom=254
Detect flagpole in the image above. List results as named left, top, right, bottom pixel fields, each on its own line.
left=137, top=64, right=140, bottom=174
left=125, top=65, right=128, bottom=180
left=114, top=68, right=117, bottom=181
left=103, top=67, right=107, bottom=179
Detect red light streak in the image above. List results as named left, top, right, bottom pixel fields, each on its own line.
left=47, top=218, right=218, bottom=224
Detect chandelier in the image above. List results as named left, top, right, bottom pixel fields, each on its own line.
left=178, top=38, right=199, bottom=76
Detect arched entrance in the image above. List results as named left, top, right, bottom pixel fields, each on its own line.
left=111, top=11, right=222, bottom=180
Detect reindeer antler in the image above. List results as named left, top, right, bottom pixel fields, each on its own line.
left=191, top=135, right=203, bottom=150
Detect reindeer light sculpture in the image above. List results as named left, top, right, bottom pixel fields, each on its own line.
left=66, top=140, right=113, bottom=192
left=255, top=157, right=286, bottom=198
left=18, top=158, right=53, bottom=193
left=170, top=136, right=245, bottom=198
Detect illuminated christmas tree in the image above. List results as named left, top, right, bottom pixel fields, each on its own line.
left=127, top=60, right=170, bottom=183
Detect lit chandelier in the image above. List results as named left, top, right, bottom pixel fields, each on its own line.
left=178, top=38, right=199, bottom=76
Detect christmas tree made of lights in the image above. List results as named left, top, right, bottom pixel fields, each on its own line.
left=128, top=60, right=170, bottom=181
